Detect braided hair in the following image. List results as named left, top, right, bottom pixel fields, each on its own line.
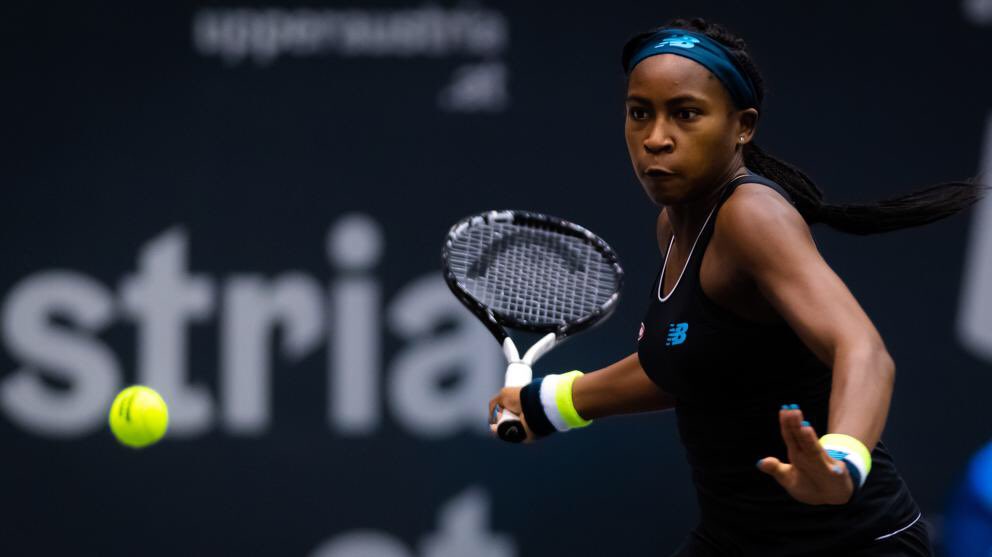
left=622, top=17, right=987, bottom=235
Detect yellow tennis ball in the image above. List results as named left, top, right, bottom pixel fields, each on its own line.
left=108, top=386, right=168, bottom=448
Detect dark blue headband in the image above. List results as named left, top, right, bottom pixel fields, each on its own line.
left=626, top=29, right=758, bottom=110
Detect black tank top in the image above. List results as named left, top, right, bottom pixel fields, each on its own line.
left=637, top=171, right=921, bottom=555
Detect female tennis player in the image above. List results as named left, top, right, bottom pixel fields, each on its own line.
left=488, top=17, right=985, bottom=556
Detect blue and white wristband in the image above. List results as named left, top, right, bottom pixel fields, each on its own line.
left=540, top=374, right=569, bottom=431
left=820, top=433, right=872, bottom=497
left=518, top=372, right=593, bottom=437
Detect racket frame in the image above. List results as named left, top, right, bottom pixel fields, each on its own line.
left=441, top=209, right=624, bottom=442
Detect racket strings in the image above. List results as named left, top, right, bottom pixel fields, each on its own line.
left=447, top=222, right=620, bottom=327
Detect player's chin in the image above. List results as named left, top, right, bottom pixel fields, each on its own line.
left=640, top=183, right=678, bottom=207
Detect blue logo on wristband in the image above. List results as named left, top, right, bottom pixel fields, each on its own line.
left=826, top=449, right=849, bottom=460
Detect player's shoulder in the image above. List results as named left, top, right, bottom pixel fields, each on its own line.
left=717, top=182, right=808, bottom=236
left=714, top=182, right=814, bottom=264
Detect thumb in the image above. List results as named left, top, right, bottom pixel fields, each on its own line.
left=757, top=457, right=791, bottom=482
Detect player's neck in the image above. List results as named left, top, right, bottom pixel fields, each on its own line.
left=667, top=163, right=747, bottom=242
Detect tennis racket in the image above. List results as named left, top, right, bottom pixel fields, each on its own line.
left=441, top=210, right=624, bottom=442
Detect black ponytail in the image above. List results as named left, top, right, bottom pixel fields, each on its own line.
left=622, top=17, right=987, bottom=235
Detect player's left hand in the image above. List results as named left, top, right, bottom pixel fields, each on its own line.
left=756, top=405, right=854, bottom=505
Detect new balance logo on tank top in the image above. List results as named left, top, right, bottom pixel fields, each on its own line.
left=637, top=171, right=922, bottom=555
left=666, top=322, right=688, bottom=345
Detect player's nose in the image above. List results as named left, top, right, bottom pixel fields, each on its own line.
left=643, top=121, right=674, bottom=153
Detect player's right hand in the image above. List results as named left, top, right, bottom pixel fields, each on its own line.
left=488, top=387, right=536, bottom=443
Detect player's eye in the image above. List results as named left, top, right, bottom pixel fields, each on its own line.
left=628, top=107, right=650, bottom=120
left=674, top=108, right=700, bottom=121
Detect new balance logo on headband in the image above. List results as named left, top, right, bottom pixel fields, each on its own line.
left=654, top=35, right=700, bottom=49
left=666, top=322, right=688, bottom=346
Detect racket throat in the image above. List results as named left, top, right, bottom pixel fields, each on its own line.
left=501, top=333, right=557, bottom=387
left=504, top=361, right=532, bottom=387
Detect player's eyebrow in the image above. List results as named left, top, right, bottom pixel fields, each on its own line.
left=625, top=95, right=652, bottom=105
left=625, top=94, right=709, bottom=106
left=665, top=94, right=708, bottom=106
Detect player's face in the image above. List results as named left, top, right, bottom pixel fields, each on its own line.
left=625, top=54, right=750, bottom=206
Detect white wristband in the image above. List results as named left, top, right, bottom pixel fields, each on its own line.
left=820, top=434, right=872, bottom=489
left=539, top=374, right=569, bottom=431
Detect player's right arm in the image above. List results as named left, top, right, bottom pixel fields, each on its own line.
left=488, top=353, right=674, bottom=442
left=571, top=352, right=675, bottom=419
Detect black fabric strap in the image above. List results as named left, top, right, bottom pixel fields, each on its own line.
left=719, top=169, right=796, bottom=207
left=843, top=459, right=864, bottom=503
left=519, top=378, right=556, bottom=437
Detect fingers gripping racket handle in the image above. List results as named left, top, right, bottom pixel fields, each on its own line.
left=497, top=360, right=532, bottom=443
left=496, top=408, right=527, bottom=443
left=495, top=334, right=556, bottom=443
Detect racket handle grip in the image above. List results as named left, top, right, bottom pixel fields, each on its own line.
left=496, top=408, right=527, bottom=443
left=496, top=353, right=533, bottom=443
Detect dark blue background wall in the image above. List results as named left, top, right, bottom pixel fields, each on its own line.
left=3, top=1, right=992, bottom=555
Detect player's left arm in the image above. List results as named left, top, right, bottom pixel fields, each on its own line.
left=716, top=184, right=894, bottom=504
left=717, top=184, right=894, bottom=449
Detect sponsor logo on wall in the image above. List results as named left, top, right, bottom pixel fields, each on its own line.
left=311, top=487, right=515, bottom=557
left=964, top=0, right=992, bottom=24
left=957, top=0, right=992, bottom=362
left=0, top=213, right=503, bottom=438
left=958, top=114, right=992, bottom=363
left=0, top=211, right=513, bottom=552
left=0, top=211, right=515, bottom=551
left=192, top=6, right=510, bottom=113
